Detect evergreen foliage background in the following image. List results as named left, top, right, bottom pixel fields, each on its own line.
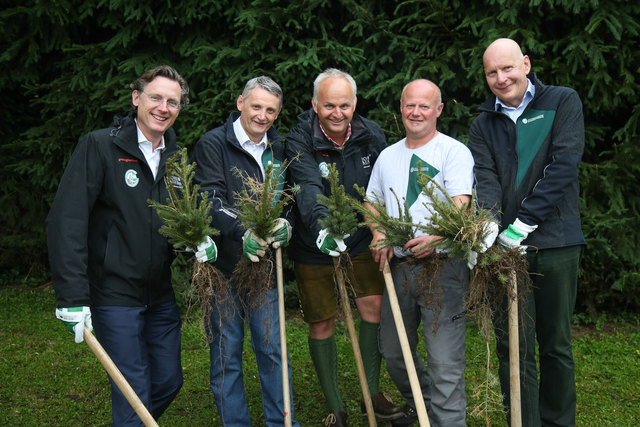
left=2, top=0, right=638, bottom=315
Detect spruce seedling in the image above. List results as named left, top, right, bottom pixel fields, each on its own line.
left=415, top=162, right=530, bottom=422
left=148, top=148, right=225, bottom=341
left=231, top=160, right=297, bottom=309
left=351, top=183, right=415, bottom=249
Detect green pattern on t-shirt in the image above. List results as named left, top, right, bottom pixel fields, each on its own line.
left=406, top=154, right=439, bottom=208
left=516, top=108, right=555, bottom=189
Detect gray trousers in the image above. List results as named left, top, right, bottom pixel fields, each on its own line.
left=380, top=258, right=468, bottom=427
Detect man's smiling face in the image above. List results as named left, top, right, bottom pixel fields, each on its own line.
left=132, top=76, right=182, bottom=146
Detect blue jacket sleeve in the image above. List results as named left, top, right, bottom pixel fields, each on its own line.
left=193, top=136, right=245, bottom=242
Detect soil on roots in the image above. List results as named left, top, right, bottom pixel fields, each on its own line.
left=402, top=253, right=448, bottom=333
left=333, top=252, right=356, bottom=320
left=230, top=252, right=277, bottom=346
left=188, top=260, right=229, bottom=342
left=466, top=246, right=532, bottom=341
left=232, top=252, right=275, bottom=310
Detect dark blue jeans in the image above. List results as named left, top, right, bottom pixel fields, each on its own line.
left=208, top=287, right=300, bottom=426
left=92, top=301, right=183, bottom=426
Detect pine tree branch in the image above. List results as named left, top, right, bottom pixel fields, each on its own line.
left=317, top=163, right=358, bottom=237
left=148, top=148, right=219, bottom=249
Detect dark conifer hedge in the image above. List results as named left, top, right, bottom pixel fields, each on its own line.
left=1, top=0, right=638, bottom=314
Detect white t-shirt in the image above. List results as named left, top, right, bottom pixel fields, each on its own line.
left=366, top=132, right=474, bottom=236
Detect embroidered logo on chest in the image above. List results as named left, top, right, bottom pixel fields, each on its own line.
left=125, top=169, right=139, bottom=187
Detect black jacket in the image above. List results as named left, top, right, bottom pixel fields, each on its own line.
left=192, top=112, right=294, bottom=276
left=469, top=73, right=585, bottom=250
left=47, top=111, right=179, bottom=307
left=285, top=109, right=387, bottom=265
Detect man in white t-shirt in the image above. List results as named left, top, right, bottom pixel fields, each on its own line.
left=366, top=79, right=473, bottom=426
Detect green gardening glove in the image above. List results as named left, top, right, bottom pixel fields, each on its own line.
left=497, top=218, right=538, bottom=254
left=243, top=229, right=268, bottom=262
left=315, top=228, right=348, bottom=257
left=194, top=236, right=217, bottom=263
left=268, top=218, right=292, bottom=249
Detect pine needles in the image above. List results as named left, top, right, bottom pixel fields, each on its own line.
left=415, top=164, right=531, bottom=424
left=318, top=163, right=358, bottom=239
left=148, top=148, right=226, bottom=341
left=317, top=163, right=358, bottom=302
left=149, top=148, right=219, bottom=250
left=231, top=160, right=297, bottom=308
left=352, top=183, right=415, bottom=250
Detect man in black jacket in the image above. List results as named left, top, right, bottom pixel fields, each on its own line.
left=285, top=68, right=403, bottom=426
left=469, top=38, right=585, bottom=426
left=47, top=65, right=196, bottom=425
left=192, top=76, right=300, bottom=426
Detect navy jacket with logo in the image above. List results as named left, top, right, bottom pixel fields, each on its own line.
left=285, top=109, right=387, bottom=265
left=47, top=111, right=180, bottom=308
left=469, top=73, right=586, bottom=250
left=192, top=112, right=294, bottom=277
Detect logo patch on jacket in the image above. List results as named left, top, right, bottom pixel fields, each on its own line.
left=125, top=169, right=139, bottom=187
left=168, top=175, right=183, bottom=189
left=361, top=155, right=371, bottom=168
left=319, top=161, right=329, bottom=177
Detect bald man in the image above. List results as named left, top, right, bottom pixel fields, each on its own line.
left=469, top=38, right=585, bottom=426
left=366, top=79, right=473, bottom=426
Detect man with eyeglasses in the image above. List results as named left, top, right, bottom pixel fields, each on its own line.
left=47, top=65, right=192, bottom=426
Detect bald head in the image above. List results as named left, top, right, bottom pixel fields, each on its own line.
left=483, top=38, right=524, bottom=66
left=400, top=79, right=444, bottom=147
left=482, top=38, right=531, bottom=108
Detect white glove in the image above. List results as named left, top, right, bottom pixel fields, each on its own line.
left=497, top=218, right=538, bottom=254
left=268, top=218, right=292, bottom=249
left=55, top=306, right=93, bottom=343
left=194, top=236, right=217, bottom=263
left=316, top=228, right=348, bottom=257
left=467, top=221, right=500, bottom=269
left=243, top=229, right=268, bottom=262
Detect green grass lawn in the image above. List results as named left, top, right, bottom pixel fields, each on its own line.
left=1, top=284, right=638, bottom=426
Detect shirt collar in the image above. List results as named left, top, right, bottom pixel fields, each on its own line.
left=318, top=119, right=352, bottom=149
left=233, top=116, right=268, bottom=148
left=134, top=119, right=165, bottom=152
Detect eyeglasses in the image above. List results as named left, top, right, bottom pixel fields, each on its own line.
left=141, top=92, right=182, bottom=111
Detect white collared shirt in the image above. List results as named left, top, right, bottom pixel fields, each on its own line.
left=495, top=78, right=535, bottom=123
left=135, top=120, right=165, bottom=179
left=233, top=117, right=268, bottom=178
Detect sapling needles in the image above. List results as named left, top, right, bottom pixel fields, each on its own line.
left=148, top=148, right=225, bottom=341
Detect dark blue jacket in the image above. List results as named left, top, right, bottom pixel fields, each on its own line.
left=47, top=111, right=179, bottom=307
left=285, top=109, right=387, bottom=265
left=469, top=73, right=586, bottom=250
left=193, top=112, right=294, bottom=276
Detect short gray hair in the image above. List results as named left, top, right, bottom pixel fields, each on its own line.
left=313, top=68, right=357, bottom=103
left=242, top=76, right=283, bottom=107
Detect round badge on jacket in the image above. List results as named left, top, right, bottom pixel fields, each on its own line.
left=125, top=169, right=139, bottom=187
left=319, top=162, right=329, bottom=177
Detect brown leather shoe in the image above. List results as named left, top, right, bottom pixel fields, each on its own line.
left=361, top=392, right=404, bottom=420
left=324, top=410, right=348, bottom=426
